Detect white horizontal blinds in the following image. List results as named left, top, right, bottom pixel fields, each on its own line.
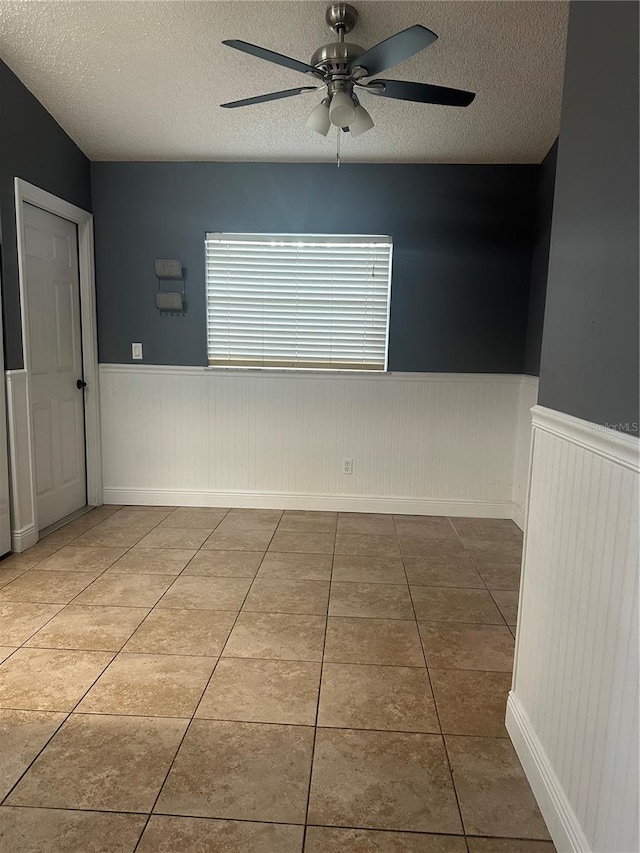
left=205, top=233, right=392, bottom=370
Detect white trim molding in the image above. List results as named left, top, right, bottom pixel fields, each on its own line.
left=5, top=370, right=37, bottom=551
left=99, top=363, right=525, bottom=385
left=508, top=404, right=639, bottom=853
left=11, top=179, right=102, bottom=549
left=532, top=404, right=639, bottom=471
left=511, top=503, right=526, bottom=532
left=103, top=487, right=514, bottom=518
left=0, top=270, right=12, bottom=556
left=99, top=365, right=528, bottom=517
left=506, top=693, right=591, bottom=853
left=511, top=375, right=539, bottom=530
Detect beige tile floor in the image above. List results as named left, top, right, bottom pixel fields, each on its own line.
left=0, top=506, right=556, bottom=852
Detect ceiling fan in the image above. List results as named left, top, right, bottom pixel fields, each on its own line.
left=220, top=2, right=475, bottom=138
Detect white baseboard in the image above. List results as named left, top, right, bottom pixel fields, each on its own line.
left=10, top=523, right=38, bottom=553
left=506, top=693, right=591, bottom=853
left=512, top=501, right=526, bottom=530
left=103, top=487, right=515, bottom=518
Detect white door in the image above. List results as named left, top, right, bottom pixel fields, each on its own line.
left=23, top=203, right=86, bottom=529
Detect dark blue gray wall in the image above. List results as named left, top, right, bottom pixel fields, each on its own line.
left=91, top=161, right=538, bottom=371
left=539, top=1, right=639, bottom=433
left=524, top=139, right=557, bottom=376
left=0, top=60, right=92, bottom=369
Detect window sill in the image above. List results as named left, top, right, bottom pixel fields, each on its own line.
left=206, top=365, right=388, bottom=376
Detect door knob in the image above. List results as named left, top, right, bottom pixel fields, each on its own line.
left=76, top=379, right=87, bottom=389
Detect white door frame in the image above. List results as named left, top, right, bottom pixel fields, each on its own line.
left=0, top=254, right=12, bottom=555
left=8, top=177, right=102, bottom=549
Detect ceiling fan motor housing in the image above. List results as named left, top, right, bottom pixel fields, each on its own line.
left=310, top=42, right=364, bottom=78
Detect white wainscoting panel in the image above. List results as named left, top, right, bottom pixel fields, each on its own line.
left=5, top=370, right=37, bottom=551
left=508, top=405, right=639, bottom=853
left=100, top=365, right=523, bottom=515
left=512, top=375, right=539, bottom=529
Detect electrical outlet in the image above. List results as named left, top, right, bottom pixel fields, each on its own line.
left=342, top=458, right=353, bottom=475
left=132, top=342, right=143, bottom=360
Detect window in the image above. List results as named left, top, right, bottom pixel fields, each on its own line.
left=205, top=233, right=392, bottom=370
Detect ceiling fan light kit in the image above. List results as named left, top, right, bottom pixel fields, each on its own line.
left=329, top=88, right=356, bottom=127
left=221, top=2, right=475, bottom=142
left=305, top=98, right=332, bottom=136
left=349, top=103, right=374, bottom=137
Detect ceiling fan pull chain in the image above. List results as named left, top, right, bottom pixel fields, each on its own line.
left=336, top=125, right=341, bottom=168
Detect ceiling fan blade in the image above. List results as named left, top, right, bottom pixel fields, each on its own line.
left=222, top=39, right=323, bottom=78
left=221, top=86, right=318, bottom=109
left=351, top=25, right=437, bottom=77
left=362, top=78, right=475, bottom=107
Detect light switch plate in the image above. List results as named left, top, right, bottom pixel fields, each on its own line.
left=132, top=342, right=143, bottom=360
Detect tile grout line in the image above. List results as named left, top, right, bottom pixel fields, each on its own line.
left=3, top=594, right=515, bottom=616
left=395, top=514, right=470, bottom=853
left=486, top=587, right=514, bottom=629
left=0, top=707, right=510, bottom=737
left=301, top=515, right=336, bottom=851
left=443, top=516, right=479, bottom=853
left=2, top=800, right=552, bottom=846
left=440, top=517, right=524, bottom=847
left=129, top=712, right=195, bottom=852
left=0, top=644, right=515, bottom=673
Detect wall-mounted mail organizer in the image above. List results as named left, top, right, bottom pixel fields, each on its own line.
left=155, top=259, right=186, bottom=314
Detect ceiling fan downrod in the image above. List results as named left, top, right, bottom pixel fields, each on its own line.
left=307, top=4, right=369, bottom=134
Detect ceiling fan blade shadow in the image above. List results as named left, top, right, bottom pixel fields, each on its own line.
left=351, top=25, right=437, bottom=77
left=362, top=79, right=475, bottom=107
left=222, top=40, right=324, bottom=78
left=221, top=87, right=319, bottom=108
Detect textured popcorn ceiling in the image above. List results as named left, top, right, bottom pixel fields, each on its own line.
left=0, top=1, right=568, bottom=163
